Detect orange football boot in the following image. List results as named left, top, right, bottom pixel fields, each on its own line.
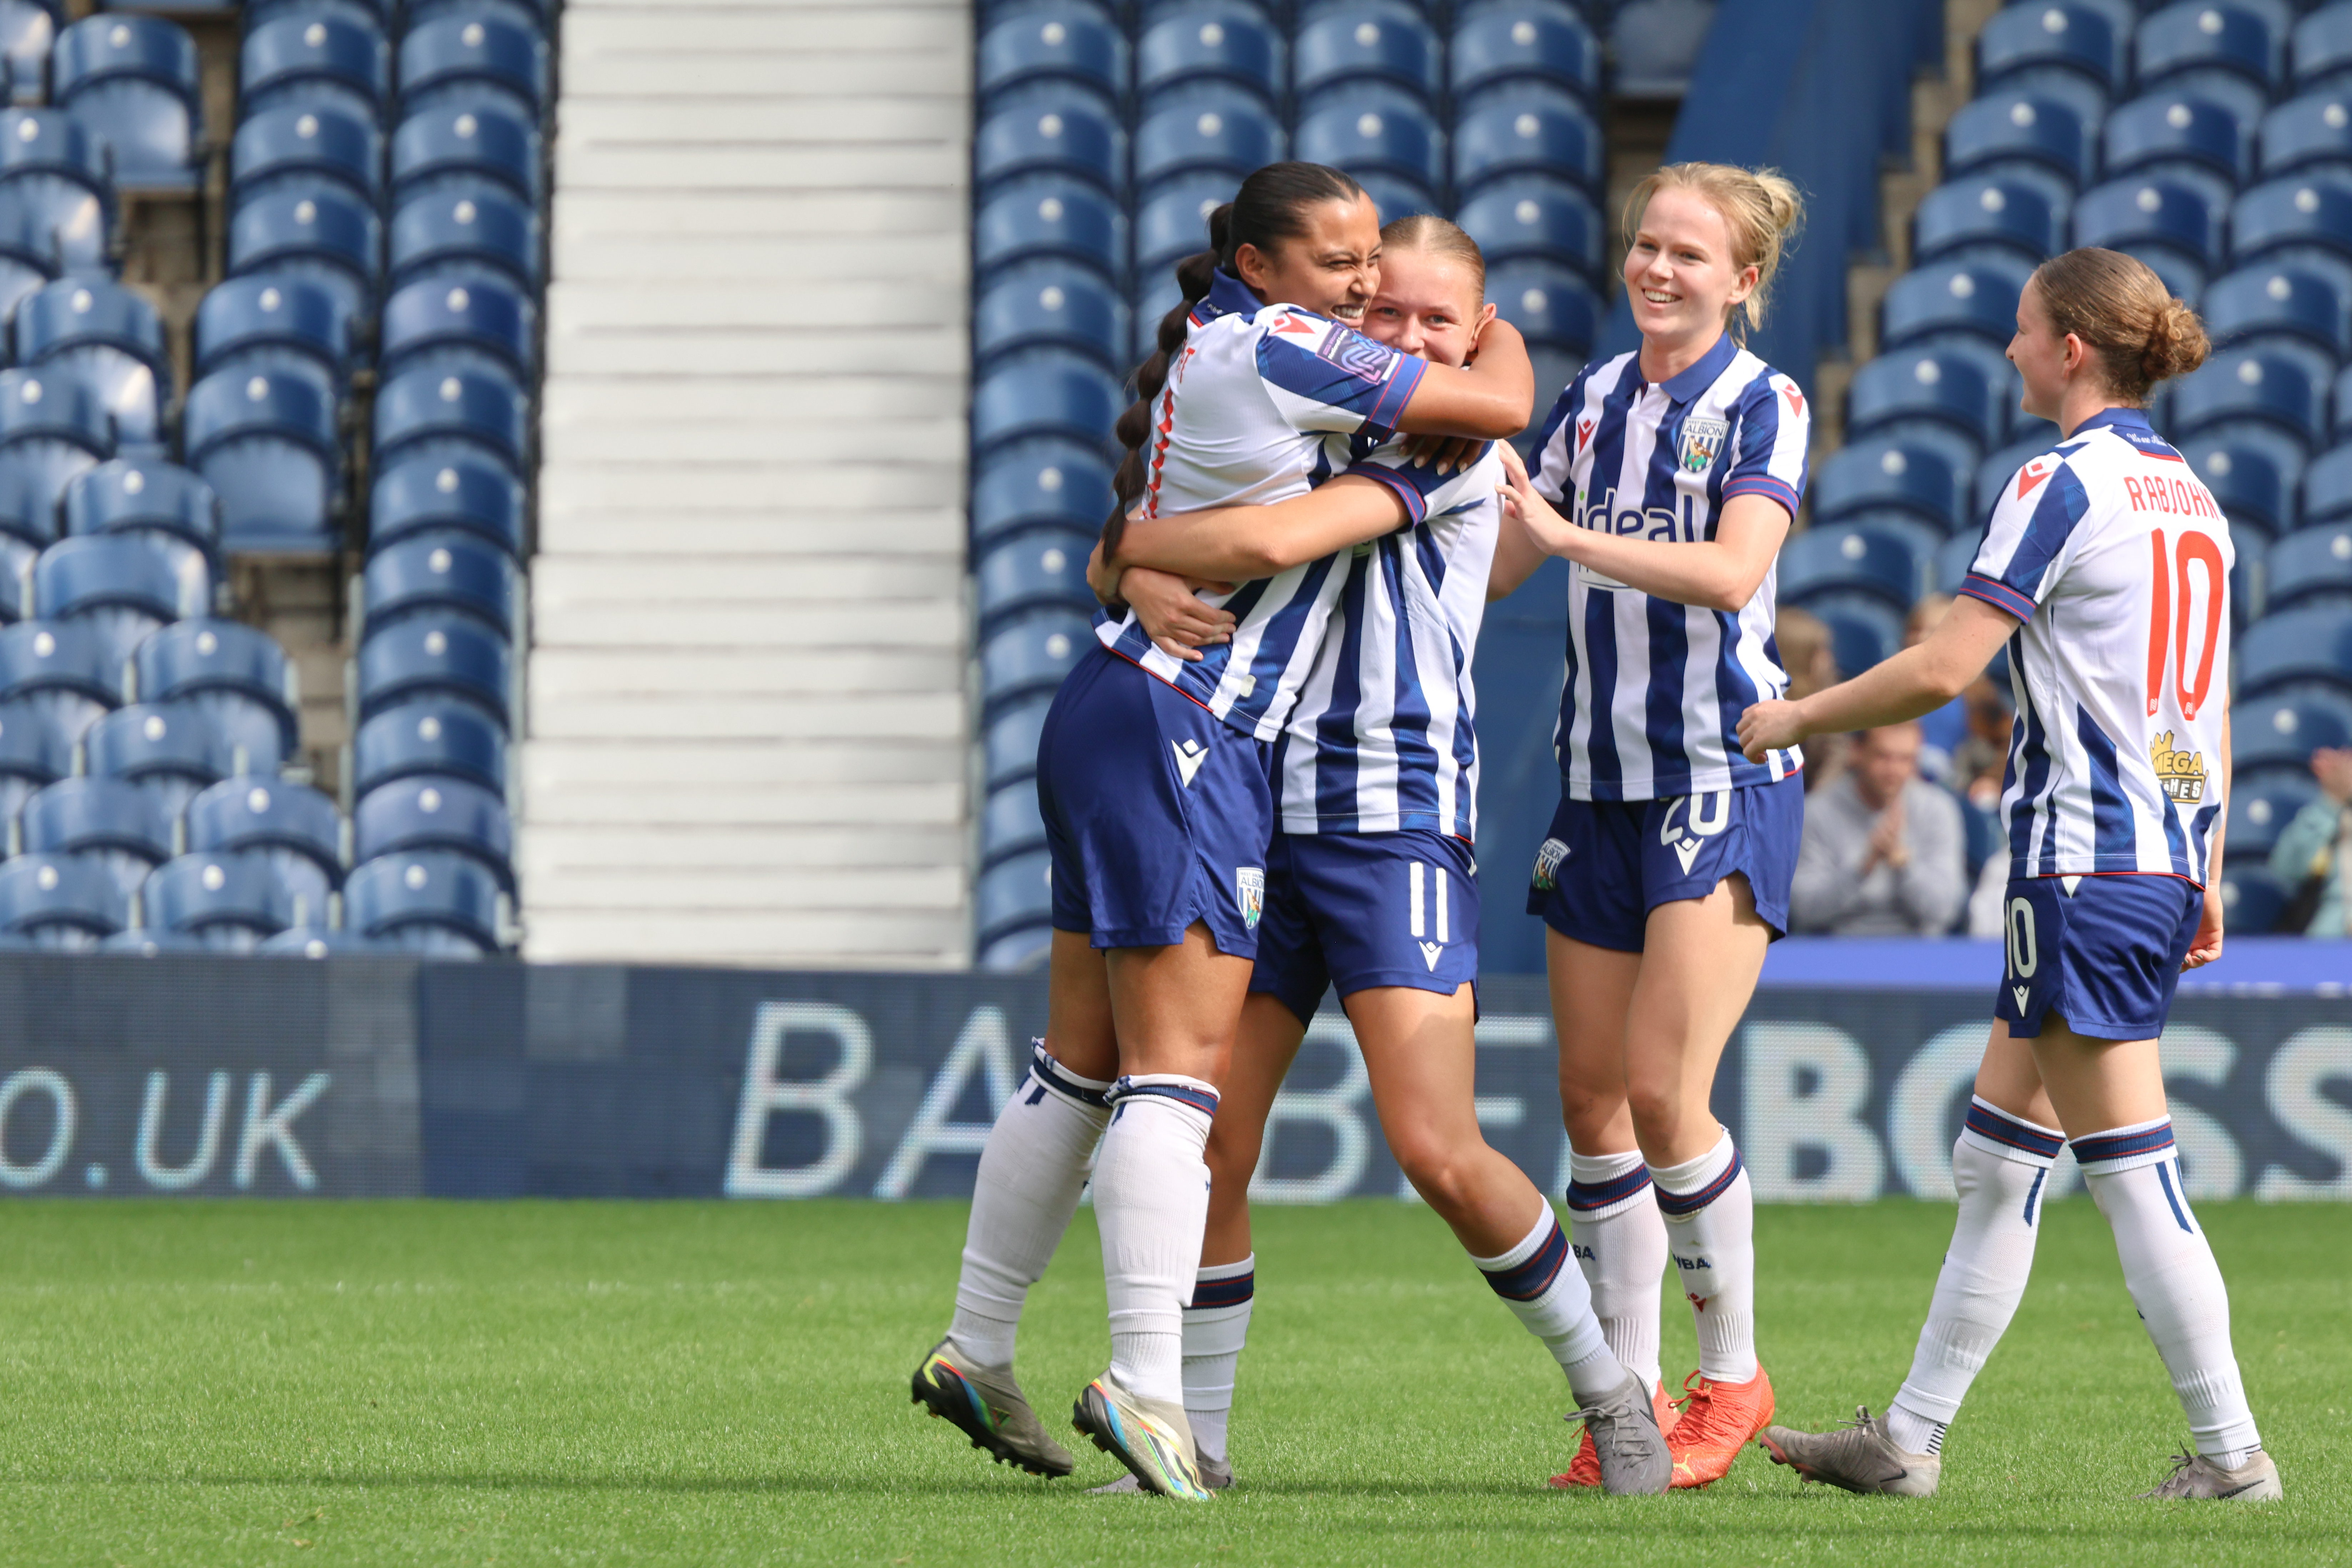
left=1547, top=1381, right=1681, bottom=1488
left=1665, top=1366, right=1774, bottom=1488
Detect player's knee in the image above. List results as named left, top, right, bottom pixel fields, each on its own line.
left=1623, top=1072, right=1688, bottom=1145
left=1558, top=1082, right=1628, bottom=1147
left=1392, top=1136, right=1481, bottom=1217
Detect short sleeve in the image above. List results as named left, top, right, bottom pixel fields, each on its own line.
left=1720, top=372, right=1810, bottom=516
left=1960, top=452, right=2093, bottom=621
left=1527, top=369, right=1591, bottom=505
left=1340, top=440, right=1497, bottom=528
left=1253, top=313, right=1429, bottom=440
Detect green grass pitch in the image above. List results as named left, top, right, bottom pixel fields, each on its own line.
left=0, top=1198, right=2345, bottom=1565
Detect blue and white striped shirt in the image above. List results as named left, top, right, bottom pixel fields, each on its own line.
left=1528, top=334, right=1811, bottom=801
left=1096, top=269, right=1441, bottom=740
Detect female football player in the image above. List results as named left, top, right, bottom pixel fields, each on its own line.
left=1740, top=248, right=2276, bottom=1502
left=1488, top=161, right=1810, bottom=1488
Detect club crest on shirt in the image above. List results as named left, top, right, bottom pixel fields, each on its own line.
left=1676, top=415, right=1728, bottom=474
left=1315, top=327, right=1394, bottom=382
left=2148, top=730, right=2207, bottom=803
left=1236, top=866, right=1265, bottom=930
left=1531, top=837, right=1569, bottom=891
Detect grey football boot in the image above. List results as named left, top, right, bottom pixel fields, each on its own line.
left=1088, top=1453, right=1233, bottom=1494
left=1758, top=1407, right=1941, bottom=1497
left=1566, top=1371, right=1673, bottom=1495
left=1071, top=1370, right=1214, bottom=1500
left=910, top=1339, right=1076, bottom=1477
left=2137, top=1448, right=2282, bottom=1501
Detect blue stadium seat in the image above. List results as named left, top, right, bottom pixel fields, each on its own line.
left=357, top=612, right=509, bottom=731
left=379, top=276, right=535, bottom=385
left=978, top=528, right=1095, bottom=630
left=2071, top=176, right=2227, bottom=296
left=1846, top=345, right=2010, bottom=454
left=1913, top=175, right=2068, bottom=266
left=389, top=103, right=540, bottom=207
left=2218, top=863, right=2292, bottom=933
left=345, top=847, right=500, bottom=954
left=2137, top=0, right=2283, bottom=111
left=245, top=0, right=393, bottom=24
left=14, top=279, right=169, bottom=452
left=0, top=850, right=125, bottom=947
left=1812, top=601, right=1903, bottom=682
left=230, top=104, right=383, bottom=212
left=65, top=461, right=221, bottom=573
left=1134, top=89, right=1282, bottom=192
left=2231, top=174, right=2352, bottom=276
left=2179, top=432, right=2301, bottom=540
left=982, top=610, right=1090, bottom=712
left=352, top=772, right=511, bottom=889
left=2306, top=437, right=2352, bottom=523
left=352, top=702, right=503, bottom=797
left=0, top=617, right=120, bottom=739
left=0, top=109, right=111, bottom=274
left=980, top=2, right=1126, bottom=111
left=230, top=187, right=385, bottom=324
left=975, top=848, right=1053, bottom=947
left=397, top=11, right=549, bottom=123
left=2103, top=91, right=2257, bottom=191
left=985, top=692, right=1054, bottom=790
left=2257, top=88, right=2352, bottom=179
left=101, top=927, right=214, bottom=955
left=1977, top=2, right=2123, bottom=110
left=1294, top=92, right=1445, bottom=202
left=1944, top=92, right=2095, bottom=190
left=33, top=532, right=204, bottom=668
left=2267, top=519, right=2352, bottom=611
left=1294, top=1, right=1439, bottom=107
left=0, top=691, right=63, bottom=817
left=0, top=456, right=52, bottom=566
left=1453, top=88, right=1603, bottom=199
left=973, top=439, right=1114, bottom=550
left=1454, top=179, right=1604, bottom=277
left=1932, top=529, right=1980, bottom=596
left=972, top=353, right=1122, bottom=454
left=194, top=276, right=353, bottom=391
left=2296, top=3, right=2352, bottom=94
left=82, top=700, right=230, bottom=818
left=1487, top=260, right=1601, bottom=350
left=186, top=773, right=344, bottom=920
left=182, top=367, right=339, bottom=552
left=1881, top=257, right=2034, bottom=349
left=240, top=8, right=390, bottom=124
left=0, top=1, right=54, bottom=106
left=2169, top=345, right=2328, bottom=450
left=20, top=775, right=171, bottom=898
left=2203, top=262, right=2352, bottom=357
left=405, top=0, right=545, bottom=26
left=1451, top=1, right=1600, bottom=109
left=362, top=534, right=515, bottom=638
left=369, top=455, right=524, bottom=558
left=977, top=920, right=1052, bottom=972
left=52, top=14, right=199, bottom=189
left=1349, top=170, right=1441, bottom=224
left=981, top=777, right=1046, bottom=866
left=2237, top=604, right=2352, bottom=696
left=372, top=366, right=528, bottom=476
left=976, top=97, right=1122, bottom=196
left=1778, top=523, right=1929, bottom=615
left=1137, top=4, right=1280, bottom=102
left=2234, top=688, right=2352, bottom=779
left=133, top=618, right=298, bottom=772
left=976, top=177, right=1125, bottom=285
left=0, top=367, right=111, bottom=523
left=388, top=188, right=537, bottom=296
left=2227, top=771, right=2322, bottom=862
left=1813, top=436, right=1972, bottom=533
left=259, top=926, right=403, bottom=957
left=976, top=263, right=1129, bottom=372
left=1133, top=173, right=1233, bottom=281
left=141, top=848, right=299, bottom=949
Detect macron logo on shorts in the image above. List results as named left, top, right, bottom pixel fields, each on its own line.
left=1172, top=737, right=1207, bottom=787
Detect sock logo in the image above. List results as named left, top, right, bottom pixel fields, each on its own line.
left=1674, top=1256, right=1712, bottom=1270
left=1572, top=1243, right=1596, bottom=1261
left=1171, top=737, right=1208, bottom=786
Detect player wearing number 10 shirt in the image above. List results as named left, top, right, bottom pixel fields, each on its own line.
left=1740, top=248, right=2276, bottom=1504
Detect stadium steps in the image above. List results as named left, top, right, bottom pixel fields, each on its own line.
left=525, top=0, right=974, bottom=968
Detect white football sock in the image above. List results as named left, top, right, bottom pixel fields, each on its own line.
left=1472, top=1205, right=1627, bottom=1404
left=1181, top=1256, right=1253, bottom=1466
left=1651, top=1131, right=1757, bottom=1383
left=1095, top=1074, right=1217, bottom=1406
left=1566, top=1146, right=1667, bottom=1393
left=2075, top=1118, right=2262, bottom=1467
left=946, top=1042, right=1111, bottom=1370
left=1889, top=1097, right=2063, bottom=1450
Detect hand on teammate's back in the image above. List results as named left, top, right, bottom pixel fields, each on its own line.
left=1124, top=566, right=1236, bottom=661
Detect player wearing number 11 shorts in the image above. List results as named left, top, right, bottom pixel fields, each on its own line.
left=1738, top=247, right=2278, bottom=1502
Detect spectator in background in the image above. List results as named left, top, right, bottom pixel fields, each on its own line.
left=1776, top=604, right=1845, bottom=792
left=1789, top=720, right=1967, bottom=935
left=1908, top=594, right=1963, bottom=781
left=1950, top=676, right=2014, bottom=809
left=2267, top=745, right=2352, bottom=937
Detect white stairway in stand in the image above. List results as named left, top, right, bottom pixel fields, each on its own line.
left=524, top=0, right=974, bottom=967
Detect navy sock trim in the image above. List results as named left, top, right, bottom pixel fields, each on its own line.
left=1029, top=1045, right=1109, bottom=1109
left=2156, top=1159, right=2193, bottom=1233
left=1654, top=1148, right=1744, bottom=1217
left=1480, top=1219, right=1569, bottom=1303
left=1187, top=1271, right=1255, bottom=1311
left=2022, top=1165, right=2046, bottom=1226
left=1107, top=1077, right=1220, bottom=1116
left=1966, top=1100, right=2063, bottom=1161
left=1564, top=1167, right=1652, bottom=1212
left=2072, top=1122, right=2175, bottom=1168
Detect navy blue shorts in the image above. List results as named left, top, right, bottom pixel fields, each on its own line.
left=1037, top=646, right=1274, bottom=956
left=1995, top=873, right=2201, bottom=1042
left=1248, top=828, right=1480, bottom=1024
left=1525, top=775, right=1803, bottom=953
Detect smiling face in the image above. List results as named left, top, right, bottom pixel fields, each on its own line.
left=1623, top=186, right=1759, bottom=357
left=1233, top=194, right=1382, bottom=325
left=2007, top=275, right=2084, bottom=422
left=1357, top=246, right=1493, bottom=368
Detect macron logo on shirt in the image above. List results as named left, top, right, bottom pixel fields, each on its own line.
left=2016, top=456, right=2057, bottom=499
